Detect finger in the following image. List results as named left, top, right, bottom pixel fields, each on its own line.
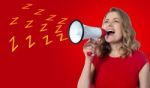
left=84, top=43, right=96, bottom=50
left=96, top=38, right=104, bottom=45
left=87, top=38, right=96, bottom=43
left=97, top=38, right=101, bottom=42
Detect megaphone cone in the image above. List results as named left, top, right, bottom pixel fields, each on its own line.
left=68, top=19, right=106, bottom=44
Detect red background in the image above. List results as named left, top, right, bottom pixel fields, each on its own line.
left=0, top=0, right=150, bottom=88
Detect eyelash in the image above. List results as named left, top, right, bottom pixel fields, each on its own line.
left=104, top=20, right=108, bottom=23
left=114, top=20, right=119, bottom=23
left=104, top=20, right=119, bottom=23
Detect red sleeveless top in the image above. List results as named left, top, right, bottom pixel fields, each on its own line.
left=92, top=51, right=148, bottom=88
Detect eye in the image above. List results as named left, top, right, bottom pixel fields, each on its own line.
left=114, top=20, right=119, bottom=23
left=104, top=20, right=108, bottom=23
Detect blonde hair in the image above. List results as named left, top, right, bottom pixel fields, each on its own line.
left=97, top=7, right=140, bottom=58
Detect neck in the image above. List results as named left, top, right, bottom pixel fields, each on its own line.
left=109, top=42, right=122, bottom=57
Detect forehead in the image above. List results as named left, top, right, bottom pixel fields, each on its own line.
left=105, top=12, right=121, bottom=20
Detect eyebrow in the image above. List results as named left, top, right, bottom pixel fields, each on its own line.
left=105, top=18, right=120, bottom=21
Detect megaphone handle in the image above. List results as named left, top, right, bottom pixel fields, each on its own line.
left=87, top=52, right=93, bottom=56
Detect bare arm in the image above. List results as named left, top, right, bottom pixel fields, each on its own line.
left=77, top=59, right=95, bottom=88
left=77, top=39, right=97, bottom=88
left=139, top=63, right=150, bottom=88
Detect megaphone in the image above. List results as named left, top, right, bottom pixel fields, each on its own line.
left=68, top=19, right=106, bottom=44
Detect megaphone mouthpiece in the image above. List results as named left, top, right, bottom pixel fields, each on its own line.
left=101, top=28, right=107, bottom=37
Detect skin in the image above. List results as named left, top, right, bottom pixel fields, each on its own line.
left=77, top=12, right=150, bottom=88
left=102, top=12, right=123, bottom=57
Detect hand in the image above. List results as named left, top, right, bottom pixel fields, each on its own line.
left=83, top=38, right=100, bottom=61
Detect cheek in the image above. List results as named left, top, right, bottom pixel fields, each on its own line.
left=101, top=24, right=107, bottom=30
left=116, top=33, right=123, bottom=40
left=116, top=29, right=123, bottom=40
left=115, top=25, right=123, bottom=38
left=115, top=24, right=123, bottom=33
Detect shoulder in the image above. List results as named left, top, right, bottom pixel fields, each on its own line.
left=132, top=50, right=149, bottom=71
left=132, top=50, right=148, bottom=62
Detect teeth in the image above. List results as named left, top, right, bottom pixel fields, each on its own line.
left=107, top=29, right=114, bottom=32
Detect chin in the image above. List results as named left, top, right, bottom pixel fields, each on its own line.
left=105, top=40, right=113, bottom=43
left=105, top=39, right=117, bottom=43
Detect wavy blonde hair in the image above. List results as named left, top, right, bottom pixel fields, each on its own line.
left=97, top=7, right=140, bottom=58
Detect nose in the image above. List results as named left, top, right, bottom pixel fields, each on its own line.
left=105, top=21, right=113, bottom=30
left=107, top=21, right=113, bottom=27
left=102, top=21, right=113, bottom=31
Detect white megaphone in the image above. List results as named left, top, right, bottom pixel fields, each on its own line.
left=68, top=19, right=107, bottom=44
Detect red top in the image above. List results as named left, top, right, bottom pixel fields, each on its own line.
left=92, top=51, right=148, bottom=88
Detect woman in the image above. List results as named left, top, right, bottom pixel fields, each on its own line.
left=77, top=7, right=150, bottom=88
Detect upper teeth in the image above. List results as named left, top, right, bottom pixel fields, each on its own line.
left=107, top=29, right=115, bottom=35
left=107, top=29, right=114, bottom=32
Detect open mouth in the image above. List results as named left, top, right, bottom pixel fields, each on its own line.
left=106, top=30, right=115, bottom=35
